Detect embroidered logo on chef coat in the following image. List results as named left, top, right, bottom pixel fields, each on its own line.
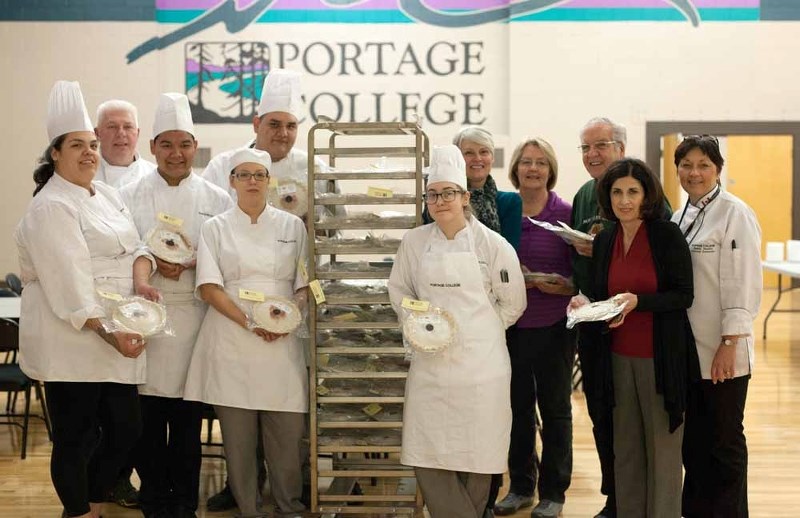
left=430, top=283, right=461, bottom=288
left=690, top=242, right=717, bottom=254
left=277, top=239, right=297, bottom=243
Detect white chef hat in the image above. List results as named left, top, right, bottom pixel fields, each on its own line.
left=229, top=147, right=272, bottom=172
left=426, top=145, right=467, bottom=191
left=256, top=69, right=302, bottom=118
left=46, top=80, right=94, bottom=143
left=152, top=92, right=194, bottom=138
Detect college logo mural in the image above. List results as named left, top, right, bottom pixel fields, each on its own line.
left=136, top=0, right=759, bottom=124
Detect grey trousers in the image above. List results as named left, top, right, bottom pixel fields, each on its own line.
left=612, top=353, right=683, bottom=518
left=415, top=467, right=491, bottom=518
left=214, top=405, right=306, bottom=517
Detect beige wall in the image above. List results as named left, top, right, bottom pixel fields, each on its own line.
left=2, top=21, right=800, bottom=274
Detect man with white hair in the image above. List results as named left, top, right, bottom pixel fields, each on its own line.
left=95, top=99, right=155, bottom=187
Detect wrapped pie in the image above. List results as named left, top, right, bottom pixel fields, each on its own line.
left=112, top=297, right=168, bottom=337
left=269, top=181, right=309, bottom=218
left=402, top=307, right=457, bottom=354
left=566, top=295, right=628, bottom=329
left=146, top=227, right=194, bottom=264
left=252, top=296, right=302, bottom=334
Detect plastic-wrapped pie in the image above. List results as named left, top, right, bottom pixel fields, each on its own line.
left=147, top=227, right=194, bottom=264
left=403, top=307, right=457, bottom=354
left=566, top=295, right=628, bottom=329
left=269, top=182, right=309, bottom=218
left=112, top=297, right=168, bottom=337
left=252, top=296, right=302, bottom=333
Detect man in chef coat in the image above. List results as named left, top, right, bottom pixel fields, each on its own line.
left=121, top=92, right=233, bottom=518
left=94, top=99, right=156, bottom=188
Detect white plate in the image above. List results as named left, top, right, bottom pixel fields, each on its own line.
left=253, top=296, right=302, bottom=334
left=112, top=297, right=167, bottom=337
left=403, top=308, right=457, bottom=354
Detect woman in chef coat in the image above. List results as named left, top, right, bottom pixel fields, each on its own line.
left=388, top=145, right=527, bottom=518
left=15, top=81, right=150, bottom=518
left=671, top=135, right=762, bottom=518
left=183, top=147, right=309, bottom=517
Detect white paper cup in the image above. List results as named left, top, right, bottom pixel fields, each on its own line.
left=786, top=240, right=800, bottom=262
left=765, top=242, right=785, bottom=262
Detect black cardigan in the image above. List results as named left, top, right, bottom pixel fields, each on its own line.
left=582, top=218, right=700, bottom=432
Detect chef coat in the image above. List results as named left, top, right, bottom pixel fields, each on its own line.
left=672, top=189, right=762, bottom=379
left=15, top=174, right=146, bottom=383
left=388, top=217, right=526, bottom=473
left=119, top=171, right=233, bottom=397
left=183, top=204, right=309, bottom=412
left=95, top=154, right=155, bottom=188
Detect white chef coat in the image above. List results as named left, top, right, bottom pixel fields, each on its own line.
left=183, top=204, right=309, bottom=412
left=388, top=217, right=527, bottom=473
left=672, top=189, right=762, bottom=379
left=119, top=171, right=233, bottom=397
left=14, top=174, right=146, bottom=383
left=95, top=154, right=156, bottom=188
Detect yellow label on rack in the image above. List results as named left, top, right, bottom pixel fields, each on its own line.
left=309, top=280, right=326, bottom=304
left=298, top=260, right=309, bottom=283
left=97, top=290, right=123, bottom=302
left=362, top=403, right=383, bottom=417
left=401, top=297, right=430, bottom=312
left=316, top=384, right=330, bottom=396
left=157, top=212, right=184, bottom=227
left=318, top=354, right=330, bottom=367
left=367, top=186, right=393, bottom=198
left=238, top=289, right=265, bottom=302
left=332, top=312, right=359, bottom=322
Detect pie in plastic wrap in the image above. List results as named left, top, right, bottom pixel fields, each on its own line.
left=147, top=227, right=194, bottom=264
left=403, top=307, right=457, bottom=353
left=112, top=297, right=167, bottom=337
left=253, top=296, right=302, bottom=334
left=269, top=182, right=309, bottom=218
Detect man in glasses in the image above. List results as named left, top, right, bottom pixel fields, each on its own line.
left=570, top=117, right=626, bottom=518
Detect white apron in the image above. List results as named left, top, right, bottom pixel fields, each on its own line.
left=400, top=230, right=512, bottom=474
left=183, top=214, right=308, bottom=413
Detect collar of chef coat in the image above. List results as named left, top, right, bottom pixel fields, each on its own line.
left=51, top=171, right=93, bottom=200
left=154, top=168, right=194, bottom=188
left=232, top=202, right=271, bottom=225
left=427, top=218, right=474, bottom=253
left=100, top=152, right=142, bottom=171
left=682, top=185, right=720, bottom=223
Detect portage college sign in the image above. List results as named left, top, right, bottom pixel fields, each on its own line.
left=126, top=0, right=724, bottom=125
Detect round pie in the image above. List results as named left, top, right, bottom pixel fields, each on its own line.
left=112, top=297, right=167, bottom=337
left=268, top=182, right=309, bottom=218
left=403, top=308, right=457, bottom=354
left=252, top=296, right=302, bottom=334
left=568, top=296, right=627, bottom=323
left=147, top=227, right=194, bottom=264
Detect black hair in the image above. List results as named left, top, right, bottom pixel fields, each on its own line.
left=597, top=158, right=666, bottom=222
left=674, top=135, right=724, bottom=172
left=32, top=135, right=66, bottom=197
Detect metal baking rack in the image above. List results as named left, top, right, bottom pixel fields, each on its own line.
left=307, top=121, right=429, bottom=517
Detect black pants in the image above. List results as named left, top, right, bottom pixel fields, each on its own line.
left=507, top=322, right=575, bottom=503
left=577, top=329, right=615, bottom=511
left=136, top=395, right=203, bottom=514
left=45, top=381, right=141, bottom=517
left=683, top=376, right=749, bottom=518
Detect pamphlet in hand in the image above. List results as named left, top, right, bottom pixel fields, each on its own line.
left=528, top=218, right=594, bottom=244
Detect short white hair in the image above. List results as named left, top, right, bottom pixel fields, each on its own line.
left=452, top=126, right=495, bottom=153
left=582, top=117, right=626, bottom=145
left=96, top=99, right=139, bottom=128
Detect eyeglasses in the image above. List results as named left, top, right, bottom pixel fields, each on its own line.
left=423, top=189, right=463, bottom=205
left=232, top=171, right=269, bottom=182
left=518, top=158, right=550, bottom=169
left=682, top=134, right=720, bottom=145
left=578, top=141, right=618, bottom=154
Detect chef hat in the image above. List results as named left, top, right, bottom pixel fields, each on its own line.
left=426, top=145, right=467, bottom=191
left=229, top=147, right=272, bottom=172
left=46, top=80, right=94, bottom=142
left=256, top=69, right=303, bottom=118
left=152, top=93, right=194, bottom=138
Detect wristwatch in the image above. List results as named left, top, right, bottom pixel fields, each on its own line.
left=722, top=338, right=737, bottom=346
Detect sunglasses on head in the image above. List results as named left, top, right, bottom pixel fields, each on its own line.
left=682, top=134, right=720, bottom=146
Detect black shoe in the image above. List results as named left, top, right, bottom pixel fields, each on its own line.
left=206, top=484, right=237, bottom=512
left=105, top=477, right=140, bottom=509
left=172, top=505, right=198, bottom=518
left=593, top=505, right=616, bottom=518
left=144, top=509, right=173, bottom=518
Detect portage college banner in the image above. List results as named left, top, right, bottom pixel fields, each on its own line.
left=2, top=0, right=794, bottom=127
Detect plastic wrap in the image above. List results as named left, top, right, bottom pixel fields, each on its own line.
left=145, top=224, right=195, bottom=266
left=528, top=217, right=594, bottom=245
left=317, top=353, right=409, bottom=373
left=268, top=177, right=309, bottom=218
left=98, top=293, right=174, bottom=338
left=401, top=306, right=457, bottom=356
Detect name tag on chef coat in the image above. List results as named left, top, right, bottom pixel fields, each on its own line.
left=690, top=242, right=717, bottom=254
